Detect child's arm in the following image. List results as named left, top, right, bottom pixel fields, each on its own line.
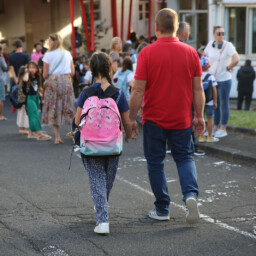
left=75, top=107, right=82, bottom=126
left=121, top=111, right=135, bottom=142
left=213, top=86, right=217, bottom=109
left=23, top=71, right=29, bottom=82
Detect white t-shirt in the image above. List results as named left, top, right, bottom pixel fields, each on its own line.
left=204, top=40, right=237, bottom=82
left=202, top=72, right=217, bottom=106
left=43, top=49, right=72, bottom=75
left=84, top=70, right=92, bottom=83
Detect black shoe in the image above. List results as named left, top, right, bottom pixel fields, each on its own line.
left=193, top=149, right=205, bottom=156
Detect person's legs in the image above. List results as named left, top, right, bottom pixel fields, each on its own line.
left=214, top=84, right=220, bottom=129
left=143, top=122, right=170, bottom=215
left=219, top=80, right=232, bottom=129
left=167, top=126, right=199, bottom=202
left=244, top=93, right=252, bottom=111
left=0, top=81, right=7, bottom=120
left=237, top=92, right=243, bottom=110
left=105, top=156, right=119, bottom=201
left=26, top=95, right=42, bottom=133
left=82, top=157, right=109, bottom=224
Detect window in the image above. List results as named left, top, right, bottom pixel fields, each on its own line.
left=83, top=0, right=101, bottom=21
left=139, top=0, right=149, bottom=20
left=250, top=8, right=256, bottom=54
left=227, top=7, right=246, bottom=54
left=180, top=0, right=192, bottom=10
left=157, top=0, right=167, bottom=11
left=196, top=0, right=207, bottom=10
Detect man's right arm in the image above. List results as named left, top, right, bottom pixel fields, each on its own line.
left=192, top=76, right=205, bottom=136
left=128, top=79, right=146, bottom=136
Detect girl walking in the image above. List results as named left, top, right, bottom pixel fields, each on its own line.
left=22, top=61, right=51, bottom=140
left=75, top=52, right=134, bottom=234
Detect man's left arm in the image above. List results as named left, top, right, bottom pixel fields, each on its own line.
left=192, top=77, right=205, bottom=136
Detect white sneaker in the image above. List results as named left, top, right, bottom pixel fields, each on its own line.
left=185, top=197, right=200, bottom=225
left=94, top=222, right=109, bottom=234
left=148, top=210, right=170, bottom=221
left=214, top=129, right=227, bottom=138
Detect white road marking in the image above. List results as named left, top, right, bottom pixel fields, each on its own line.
left=116, top=175, right=256, bottom=241
left=42, top=246, right=70, bottom=256
left=74, top=154, right=256, bottom=240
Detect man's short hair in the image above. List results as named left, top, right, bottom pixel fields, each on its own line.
left=245, top=59, right=251, bottom=66
left=177, top=21, right=189, bottom=35
left=13, top=39, right=23, bottom=48
left=155, top=8, right=178, bottom=34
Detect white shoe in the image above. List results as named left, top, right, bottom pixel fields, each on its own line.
left=148, top=210, right=170, bottom=221
left=94, top=222, right=109, bottom=234
left=185, top=197, right=200, bottom=224
left=214, top=129, right=227, bottom=138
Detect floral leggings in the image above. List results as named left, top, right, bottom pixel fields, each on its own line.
left=82, top=156, right=119, bottom=223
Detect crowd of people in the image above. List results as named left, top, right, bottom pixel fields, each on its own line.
left=0, top=7, right=255, bottom=235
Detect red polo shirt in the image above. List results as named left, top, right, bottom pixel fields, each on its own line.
left=135, top=37, right=202, bottom=129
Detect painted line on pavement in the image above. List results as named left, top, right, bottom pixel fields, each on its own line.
left=41, top=245, right=70, bottom=256
left=116, top=175, right=256, bottom=241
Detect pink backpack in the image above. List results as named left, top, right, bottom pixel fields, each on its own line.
left=79, top=87, right=123, bottom=157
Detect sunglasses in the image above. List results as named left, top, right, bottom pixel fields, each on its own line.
left=217, top=32, right=225, bottom=36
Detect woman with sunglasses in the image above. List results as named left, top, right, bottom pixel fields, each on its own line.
left=204, top=26, right=240, bottom=138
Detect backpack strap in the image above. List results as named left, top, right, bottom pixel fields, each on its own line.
left=203, top=73, right=211, bottom=82
left=83, top=86, right=97, bottom=98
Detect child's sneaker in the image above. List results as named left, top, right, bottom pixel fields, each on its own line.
left=94, top=222, right=109, bottom=234
left=206, top=136, right=219, bottom=142
left=198, top=136, right=205, bottom=142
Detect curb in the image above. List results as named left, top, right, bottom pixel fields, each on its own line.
left=197, top=143, right=256, bottom=168
left=136, top=115, right=256, bottom=168
left=227, top=125, right=256, bottom=136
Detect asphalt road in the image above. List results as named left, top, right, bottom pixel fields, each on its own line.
left=0, top=103, right=256, bottom=256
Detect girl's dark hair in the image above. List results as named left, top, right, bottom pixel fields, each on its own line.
left=23, top=61, right=42, bottom=91
left=213, top=25, right=223, bottom=33
left=122, top=56, right=133, bottom=72
left=89, top=52, right=113, bottom=86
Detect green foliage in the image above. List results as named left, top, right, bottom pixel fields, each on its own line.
left=229, top=110, right=256, bottom=128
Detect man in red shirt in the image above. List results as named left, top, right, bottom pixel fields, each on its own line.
left=129, top=8, right=205, bottom=224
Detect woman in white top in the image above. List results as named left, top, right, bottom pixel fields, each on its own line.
left=42, top=34, right=76, bottom=144
left=204, top=26, right=239, bottom=138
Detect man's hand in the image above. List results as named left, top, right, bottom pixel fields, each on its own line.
left=192, top=117, right=205, bottom=136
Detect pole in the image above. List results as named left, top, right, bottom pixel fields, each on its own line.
left=80, top=0, right=91, bottom=51
left=127, top=0, right=133, bottom=40
left=121, top=0, right=124, bottom=41
left=148, top=0, right=151, bottom=43
left=69, top=0, right=76, bottom=57
left=111, top=0, right=118, bottom=37
left=90, top=0, right=95, bottom=51
left=162, top=0, right=165, bottom=9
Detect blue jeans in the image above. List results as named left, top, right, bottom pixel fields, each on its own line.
left=143, top=122, right=199, bottom=215
left=214, top=79, right=232, bottom=126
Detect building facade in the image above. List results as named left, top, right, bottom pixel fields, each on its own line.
left=0, top=0, right=255, bottom=98
left=167, top=0, right=256, bottom=98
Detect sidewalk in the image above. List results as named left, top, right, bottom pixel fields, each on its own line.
left=136, top=115, right=256, bottom=168
left=197, top=127, right=256, bottom=168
